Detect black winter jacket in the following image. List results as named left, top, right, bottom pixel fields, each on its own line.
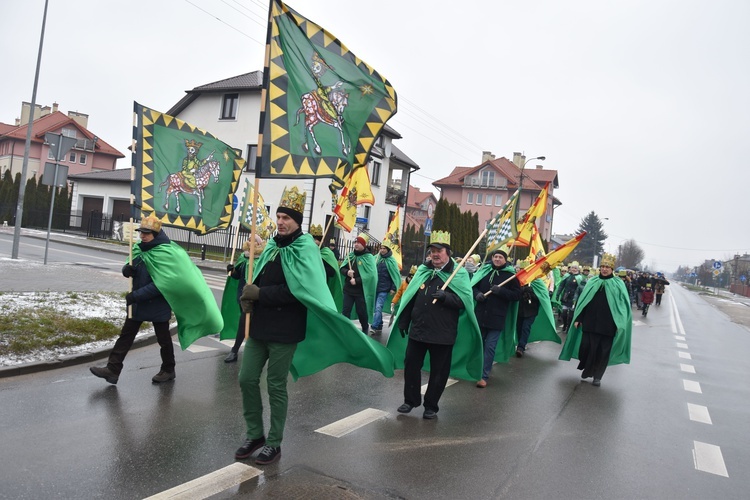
left=472, top=265, right=521, bottom=330
left=248, top=228, right=307, bottom=344
left=376, top=248, right=396, bottom=293
left=397, top=259, right=464, bottom=345
left=126, top=231, right=172, bottom=323
left=341, top=248, right=369, bottom=296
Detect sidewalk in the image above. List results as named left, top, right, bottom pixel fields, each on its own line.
left=0, top=227, right=227, bottom=378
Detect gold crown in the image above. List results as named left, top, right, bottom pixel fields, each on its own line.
left=184, top=139, right=203, bottom=150
left=278, top=186, right=306, bottom=214
left=429, top=230, right=450, bottom=247
left=409, top=265, right=417, bottom=275
left=310, top=224, right=323, bottom=237
left=601, top=252, right=616, bottom=268
left=138, top=214, right=162, bottom=233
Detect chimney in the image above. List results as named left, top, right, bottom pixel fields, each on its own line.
left=68, top=111, right=89, bottom=129
left=535, top=164, right=544, bottom=169
left=512, top=152, right=524, bottom=167
left=52, top=102, right=59, bottom=113
left=481, top=151, right=495, bottom=162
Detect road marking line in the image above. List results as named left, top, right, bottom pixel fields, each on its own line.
left=680, top=363, right=696, bottom=373
left=669, top=291, right=686, bottom=336
left=315, top=408, right=389, bottom=438
left=174, top=342, right=218, bottom=353
left=674, top=335, right=685, bottom=341
left=676, top=342, right=689, bottom=349
left=421, top=378, right=458, bottom=395
left=687, top=403, right=712, bottom=425
left=678, top=351, right=692, bottom=360
left=692, top=441, right=729, bottom=477
left=144, top=462, right=262, bottom=499
left=683, top=379, right=702, bottom=393
left=208, top=336, right=235, bottom=347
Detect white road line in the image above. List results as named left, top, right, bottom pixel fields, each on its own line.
left=678, top=351, right=692, bottom=360
left=144, top=462, right=262, bottom=499
left=687, top=403, right=712, bottom=425
left=669, top=290, right=686, bottom=336
left=674, top=335, right=686, bottom=341
left=676, top=342, right=689, bottom=349
left=421, top=378, right=458, bottom=395
left=683, top=379, right=702, bottom=393
left=680, top=363, right=696, bottom=374
left=692, top=441, right=729, bottom=477
left=315, top=408, right=389, bottom=438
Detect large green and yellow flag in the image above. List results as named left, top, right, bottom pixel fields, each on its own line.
left=258, top=0, right=397, bottom=187
left=132, top=102, right=244, bottom=234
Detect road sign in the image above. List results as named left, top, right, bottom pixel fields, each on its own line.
left=232, top=194, right=239, bottom=211
left=713, top=269, right=720, bottom=276
left=741, top=275, right=746, bottom=282
left=355, top=217, right=368, bottom=224
left=44, top=132, right=77, bottom=160
left=712, top=261, right=723, bottom=270
left=424, top=217, right=432, bottom=236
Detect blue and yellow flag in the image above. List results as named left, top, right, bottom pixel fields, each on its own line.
left=258, top=0, right=397, bottom=187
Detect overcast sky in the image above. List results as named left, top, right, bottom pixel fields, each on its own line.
left=3, top=0, right=749, bottom=272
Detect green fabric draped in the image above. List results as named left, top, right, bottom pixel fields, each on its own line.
left=220, top=253, right=249, bottom=341
left=551, top=267, right=562, bottom=310
left=559, top=275, right=633, bottom=365
left=470, top=263, right=520, bottom=363
left=253, top=234, right=394, bottom=380
left=386, top=261, right=483, bottom=381
left=341, top=251, right=376, bottom=322
left=527, top=278, right=561, bottom=344
left=377, top=253, right=402, bottom=294
left=132, top=242, right=223, bottom=350
left=320, top=246, right=344, bottom=312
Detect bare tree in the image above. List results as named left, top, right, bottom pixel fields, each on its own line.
left=617, top=239, right=644, bottom=269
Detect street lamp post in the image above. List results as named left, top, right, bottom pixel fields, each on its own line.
left=514, top=155, right=545, bottom=261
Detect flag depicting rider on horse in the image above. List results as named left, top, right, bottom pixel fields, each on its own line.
left=257, top=0, right=398, bottom=188
left=132, top=102, right=244, bottom=234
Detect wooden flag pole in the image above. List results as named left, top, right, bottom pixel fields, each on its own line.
left=431, top=224, right=492, bottom=304
left=128, top=110, right=137, bottom=320
left=319, top=215, right=335, bottom=249
left=482, top=238, right=520, bottom=297
left=227, top=220, right=242, bottom=276
left=243, top=177, right=261, bottom=340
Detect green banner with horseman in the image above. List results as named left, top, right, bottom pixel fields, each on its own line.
left=258, top=0, right=397, bottom=187
left=132, top=102, right=244, bottom=234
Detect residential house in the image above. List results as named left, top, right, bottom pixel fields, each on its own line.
left=67, top=168, right=132, bottom=232
left=165, top=70, right=418, bottom=246
left=0, top=102, right=125, bottom=180
left=432, top=151, right=560, bottom=243
left=404, top=184, right=438, bottom=231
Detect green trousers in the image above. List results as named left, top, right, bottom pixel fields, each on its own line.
left=239, top=338, right=297, bottom=447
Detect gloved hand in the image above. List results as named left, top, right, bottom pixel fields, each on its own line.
left=240, top=298, right=255, bottom=315
left=242, top=284, right=261, bottom=302
left=491, top=285, right=503, bottom=294
left=475, top=292, right=486, bottom=302
left=432, top=289, right=447, bottom=303
left=122, top=264, right=135, bottom=278
left=226, top=264, right=234, bottom=273
left=398, top=326, right=409, bottom=338
left=125, top=292, right=135, bottom=305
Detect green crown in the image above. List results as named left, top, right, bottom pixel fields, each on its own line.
left=429, top=230, right=450, bottom=246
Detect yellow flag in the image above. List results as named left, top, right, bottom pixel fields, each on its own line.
left=528, top=223, right=546, bottom=260
left=333, top=166, right=375, bottom=232
left=382, top=206, right=402, bottom=269
left=515, top=182, right=549, bottom=246
left=516, top=232, right=586, bottom=286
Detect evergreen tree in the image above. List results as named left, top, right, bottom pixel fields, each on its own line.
left=22, top=176, right=38, bottom=228
left=568, top=211, right=608, bottom=266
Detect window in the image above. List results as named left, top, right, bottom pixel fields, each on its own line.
left=467, top=192, right=474, bottom=204
left=62, top=128, right=77, bottom=138
left=79, top=154, right=87, bottom=165
left=245, top=144, right=257, bottom=172
left=371, top=160, right=381, bottom=186
left=485, top=194, right=492, bottom=206
left=220, top=93, right=239, bottom=120
left=47, top=149, right=55, bottom=160
left=69, top=152, right=76, bottom=163
left=375, top=135, right=384, bottom=148
left=495, top=194, right=503, bottom=206
left=481, top=170, right=495, bottom=186
left=363, top=205, right=371, bottom=229
left=476, top=193, right=483, bottom=205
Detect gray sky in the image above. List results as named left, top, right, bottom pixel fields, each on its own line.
left=3, top=0, right=749, bottom=272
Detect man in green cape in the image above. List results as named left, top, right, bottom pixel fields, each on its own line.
left=470, top=249, right=521, bottom=387
left=235, top=186, right=393, bottom=466
left=310, top=224, right=343, bottom=312
left=90, top=214, right=222, bottom=385
left=524, top=277, right=561, bottom=346
left=370, top=243, right=401, bottom=335
left=387, top=231, right=483, bottom=419
left=340, top=234, right=376, bottom=333
left=559, top=253, right=632, bottom=386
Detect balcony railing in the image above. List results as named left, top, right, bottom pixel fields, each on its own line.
left=385, top=186, right=406, bottom=205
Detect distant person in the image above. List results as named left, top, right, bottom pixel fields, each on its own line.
left=340, top=235, right=376, bottom=334
left=515, top=283, right=540, bottom=357
left=640, top=283, right=655, bottom=316
left=370, top=243, right=400, bottom=335
left=328, top=238, right=340, bottom=261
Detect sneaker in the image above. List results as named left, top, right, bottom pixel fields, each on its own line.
left=370, top=328, right=382, bottom=335
left=397, top=403, right=413, bottom=413
left=90, top=366, right=118, bottom=385
left=152, top=370, right=175, bottom=383
left=224, top=351, right=238, bottom=363
left=515, top=348, right=524, bottom=358
left=423, top=409, right=437, bottom=420
left=235, top=436, right=265, bottom=460
left=592, top=378, right=601, bottom=387
left=476, top=380, right=487, bottom=388
left=255, top=445, right=281, bottom=465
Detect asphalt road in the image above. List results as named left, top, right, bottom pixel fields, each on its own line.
left=2, top=230, right=750, bottom=499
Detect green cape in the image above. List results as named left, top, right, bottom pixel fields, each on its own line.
left=470, top=263, right=520, bottom=363
left=253, top=233, right=394, bottom=380
left=551, top=268, right=562, bottom=310
left=132, top=242, right=223, bottom=350
left=320, top=246, right=344, bottom=312
left=386, top=261, right=484, bottom=381
left=527, top=278, right=561, bottom=344
left=377, top=253, right=402, bottom=294
left=559, top=275, right=633, bottom=365
left=219, top=253, right=249, bottom=341
left=342, top=251, right=377, bottom=322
